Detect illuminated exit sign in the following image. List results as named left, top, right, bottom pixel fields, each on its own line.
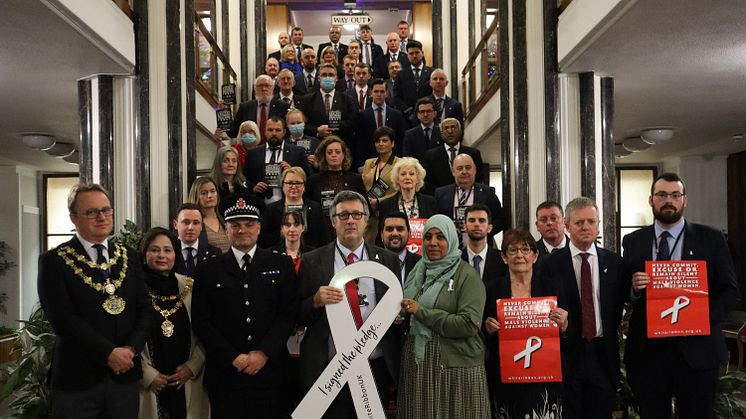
left=331, top=14, right=373, bottom=25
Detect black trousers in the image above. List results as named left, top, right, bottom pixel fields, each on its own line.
left=321, top=357, right=392, bottom=419
left=52, top=376, right=138, bottom=419
left=209, top=385, right=287, bottom=419
left=627, top=341, right=720, bottom=419
left=563, top=339, right=616, bottom=419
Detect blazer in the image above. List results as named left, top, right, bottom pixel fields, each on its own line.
left=426, top=94, right=464, bottom=127
left=346, top=86, right=374, bottom=113
left=461, top=247, right=508, bottom=283
left=422, top=144, right=486, bottom=192
left=191, top=249, right=298, bottom=391
left=272, top=90, right=303, bottom=109
left=353, top=105, right=407, bottom=166
left=395, top=65, right=434, bottom=111
left=435, top=183, right=508, bottom=240
left=542, top=245, right=630, bottom=384
left=536, top=235, right=570, bottom=256
left=297, top=89, right=358, bottom=144
left=305, top=170, right=368, bottom=243
left=402, top=124, right=441, bottom=161
left=243, top=141, right=311, bottom=199
left=377, top=191, right=438, bottom=222
left=373, top=51, right=410, bottom=79
left=268, top=50, right=281, bottom=62
left=258, top=198, right=326, bottom=249
left=228, top=99, right=291, bottom=139
left=174, top=239, right=222, bottom=277
left=37, top=236, right=152, bottom=390
left=402, top=251, right=421, bottom=285
left=621, top=222, right=738, bottom=370
left=317, top=42, right=348, bottom=62
left=294, top=70, right=319, bottom=96
left=297, top=242, right=401, bottom=388
left=359, top=41, right=384, bottom=66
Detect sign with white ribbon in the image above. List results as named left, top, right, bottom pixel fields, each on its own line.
left=646, top=260, right=710, bottom=338
left=292, top=261, right=402, bottom=419
left=497, top=297, right=562, bottom=383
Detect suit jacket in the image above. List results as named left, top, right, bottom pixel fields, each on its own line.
left=622, top=222, right=738, bottom=370
left=243, top=141, right=311, bottom=199
left=317, top=42, right=348, bottom=62
left=536, top=235, right=569, bottom=256
left=435, top=183, right=508, bottom=243
left=258, top=198, right=325, bottom=249
left=542, top=245, right=630, bottom=384
left=191, top=249, right=298, bottom=391
left=174, top=239, right=222, bottom=277
left=297, top=242, right=401, bottom=388
left=427, top=94, right=464, bottom=127
left=403, top=124, right=441, bottom=161
left=373, top=51, right=410, bottom=79
left=461, top=247, right=508, bottom=283
left=272, top=90, right=303, bottom=109
left=422, top=144, right=485, bottom=192
left=294, top=70, right=319, bottom=96
left=378, top=191, right=438, bottom=220
left=268, top=50, right=281, bottom=62
left=346, top=86, right=374, bottom=113
left=353, top=105, right=407, bottom=166
left=402, top=251, right=421, bottom=284
left=360, top=41, right=384, bottom=66
left=395, top=65, right=434, bottom=111
left=291, top=43, right=314, bottom=55
left=37, top=236, right=152, bottom=390
left=297, top=89, right=358, bottom=144
left=228, top=99, right=291, bottom=139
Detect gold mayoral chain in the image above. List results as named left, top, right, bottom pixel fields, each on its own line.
left=150, top=280, right=192, bottom=338
left=56, top=243, right=129, bottom=315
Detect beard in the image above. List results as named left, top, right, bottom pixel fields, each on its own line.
left=653, top=204, right=684, bottom=224
left=385, top=236, right=406, bottom=253
left=467, top=232, right=486, bottom=242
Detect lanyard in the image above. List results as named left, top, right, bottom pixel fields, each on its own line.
left=335, top=242, right=368, bottom=267
left=653, top=221, right=685, bottom=260
left=456, top=186, right=473, bottom=206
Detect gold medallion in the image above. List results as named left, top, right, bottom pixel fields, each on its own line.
left=161, top=319, right=175, bottom=337
left=103, top=295, right=125, bottom=315
left=104, top=283, right=116, bottom=295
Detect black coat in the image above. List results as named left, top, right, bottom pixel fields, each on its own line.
left=243, top=141, right=311, bottom=199
left=297, top=89, right=358, bottom=144
left=228, top=99, right=291, bottom=139
left=434, top=183, right=509, bottom=237
left=395, top=65, right=434, bottom=111
left=424, top=94, right=464, bottom=127
left=422, top=144, right=486, bottom=192
left=173, top=239, right=222, bottom=277
left=317, top=42, right=348, bottom=63
left=353, top=105, right=407, bottom=167
left=377, top=191, right=438, bottom=221
left=258, top=198, right=326, bottom=249
left=461, top=247, right=508, bottom=283
left=402, top=124, right=441, bottom=161
left=373, top=51, right=410, bottom=79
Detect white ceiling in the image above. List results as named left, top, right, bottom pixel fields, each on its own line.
left=562, top=0, right=746, bottom=164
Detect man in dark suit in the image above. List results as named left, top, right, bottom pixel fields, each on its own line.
left=294, top=48, right=319, bottom=96
left=395, top=40, right=434, bottom=113
left=290, top=26, right=313, bottom=60
left=358, top=24, right=383, bottom=67
left=340, top=55, right=358, bottom=93
left=427, top=69, right=464, bottom=126
left=346, top=62, right=373, bottom=113
left=422, top=118, right=485, bottom=191
left=353, top=78, right=406, bottom=166
left=297, top=63, right=358, bottom=145
left=297, top=191, right=400, bottom=418
left=622, top=172, right=738, bottom=419
left=535, top=200, right=568, bottom=255
left=317, top=26, right=348, bottom=63
left=434, top=154, right=507, bottom=242
left=380, top=211, right=421, bottom=284
left=403, top=98, right=441, bottom=161
left=274, top=69, right=302, bottom=109
left=192, top=193, right=297, bottom=418
left=217, top=75, right=290, bottom=141
left=244, top=117, right=310, bottom=204
left=373, top=32, right=410, bottom=79
left=461, top=204, right=508, bottom=279
left=396, top=20, right=412, bottom=52
left=267, top=31, right=290, bottom=62
left=542, top=197, right=630, bottom=419
left=38, top=183, right=151, bottom=418
left=173, top=203, right=221, bottom=277
left=384, top=60, right=408, bottom=111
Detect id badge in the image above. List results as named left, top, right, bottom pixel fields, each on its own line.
left=321, top=190, right=336, bottom=216
left=265, top=163, right=282, bottom=188
left=455, top=206, right=467, bottom=228
left=368, top=178, right=389, bottom=199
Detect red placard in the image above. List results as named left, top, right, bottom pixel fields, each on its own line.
left=496, top=297, right=562, bottom=383
left=645, top=260, right=710, bottom=338
left=405, top=218, right=427, bottom=256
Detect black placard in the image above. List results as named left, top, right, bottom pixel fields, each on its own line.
left=216, top=108, right=233, bottom=131
left=221, top=83, right=237, bottom=105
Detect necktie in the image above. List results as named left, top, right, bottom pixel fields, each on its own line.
left=345, top=252, right=364, bottom=329
left=269, top=146, right=280, bottom=164
left=400, top=39, right=406, bottom=52
left=376, top=107, right=384, bottom=127
left=580, top=253, right=596, bottom=341
left=93, top=244, right=110, bottom=279
left=423, top=127, right=430, bottom=142
left=306, top=74, right=313, bottom=91
left=296, top=46, right=302, bottom=59
left=472, top=254, right=482, bottom=276
left=550, top=247, right=559, bottom=254
left=283, top=96, right=291, bottom=105
left=242, top=253, right=251, bottom=271
left=333, top=44, right=338, bottom=53
left=259, top=103, right=268, bottom=142
left=364, top=42, right=371, bottom=65
left=414, top=68, right=421, bottom=87
left=324, top=94, right=332, bottom=115
left=449, top=146, right=457, bottom=164
left=658, top=231, right=671, bottom=261
left=436, top=98, right=444, bottom=115
left=358, top=88, right=365, bottom=111
left=458, top=188, right=469, bottom=206
left=184, top=247, right=196, bottom=277
left=347, top=78, right=354, bottom=91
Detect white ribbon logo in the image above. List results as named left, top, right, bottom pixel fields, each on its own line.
left=514, top=336, right=542, bottom=369
left=660, top=296, right=690, bottom=324
left=292, top=261, right=402, bottom=419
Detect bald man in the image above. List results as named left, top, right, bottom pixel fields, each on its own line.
left=268, top=32, right=290, bottom=62
left=373, top=32, right=410, bottom=79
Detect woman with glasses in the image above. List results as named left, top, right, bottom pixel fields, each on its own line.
left=482, top=228, right=569, bottom=418
left=188, top=177, right=230, bottom=253
left=378, top=157, right=437, bottom=222
left=260, top=167, right=326, bottom=248
left=361, top=126, right=400, bottom=242
left=211, top=145, right=251, bottom=204
left=398, top=215, right=491, bottom=419
left=138, top=227, right=209, bottom=419
left=280, top=44, right=303, bottom=76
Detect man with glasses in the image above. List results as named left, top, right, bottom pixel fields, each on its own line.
left=297, top=190, right=400, bottom=417
left=535, top=200, right=568, bottom=255
left=403, top=98, right=441, bottom=161
left=422, top=118, right=484, bottom=192
left=192, top=193, right=297, bottom=418
left=622, top=172, right=737, bottom=419
left=38, top=183, right=151, bottom=418
left=217, top=75, right=290, bottom=141
left=542, top=197, right=630, bottom=419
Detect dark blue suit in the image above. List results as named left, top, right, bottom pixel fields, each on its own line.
left=434, top=183, right=508, bottom=241
left=372, top=51, right=410, bottom=79
left=243, top=142, right=310, bottom=199
left=353, top=104, right=406, bottom=167
left=402, top=124, right=441, bottom=161
left=395, top=65, right=434, bottom=111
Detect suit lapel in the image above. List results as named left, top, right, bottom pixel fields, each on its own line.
left=596, top=245, right=611, bottom=328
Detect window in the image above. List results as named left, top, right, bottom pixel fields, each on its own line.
left=43, top=175, right=78, bottom=250
left=617, top=167, right=657, bottom=249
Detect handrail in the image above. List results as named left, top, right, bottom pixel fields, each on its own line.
left=195, top=14, right=237, bottom=80
left=111, top=0, right=133, bottom=20
left=460, top=16, right=500, bottom=122
left=194, top=12, right=239, bottom=106
left=462, top=18, right=498, bottom=79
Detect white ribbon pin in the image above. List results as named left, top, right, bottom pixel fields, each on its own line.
left=660, top=296, right=690, bottom=324
left=293, top=261, right=402, bottom=419
left=514, top=336, right=542, bottom=369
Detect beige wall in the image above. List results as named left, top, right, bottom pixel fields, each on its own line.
left=412, top=2, right=433, bottom=66
left=266, top=4, right=290, bottom=55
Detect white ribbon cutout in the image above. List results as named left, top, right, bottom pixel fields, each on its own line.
left=660, top=296, right=690, bottom=324
left=514, top=336, right=543, bottom=369
left=292, top=261, right=402, bottom=419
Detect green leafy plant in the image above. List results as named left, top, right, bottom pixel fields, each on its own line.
left=110, top=219, right=144, bottom=251
left=714, top=369, right=746, bottom=418
left=0, top=241, right=19, bottom=335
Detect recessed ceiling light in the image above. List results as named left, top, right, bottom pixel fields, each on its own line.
left=21, top=133, right=56, bottom=150
left=640, top=128, right=675, bottom=144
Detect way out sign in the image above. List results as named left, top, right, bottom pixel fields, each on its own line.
left=331, top=14, right=373, bottom=26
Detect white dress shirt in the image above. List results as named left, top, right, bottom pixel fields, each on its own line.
left=569, top=241, right=603, bottom=337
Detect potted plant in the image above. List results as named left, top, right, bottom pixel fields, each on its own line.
left=0, top=241, right=19, bottom=364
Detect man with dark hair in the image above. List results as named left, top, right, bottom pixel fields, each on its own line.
left=354, top=78, right=406, bottom=165
left=346, top=40, right=362, bottom=64
left=380, top=211, right=420, bottom=284
left=358, top=24, right=383, bottom=66
left=173, top=202, right=221, bottom=277
left=396, top=20, right=411, bottom=52
left=622, top=172, right=738, bottom=419
left=317, top=26, right=348, bottom=62
left=395, top=40, right=433, bottom=113
left=38, top=183, right=151, bottom=418
left=535, top=200, right=568, bottom=255
left=341, top=54, right=358, bottom=92
left=297, top=191, right=400, bottom=417
left=298, top=64, right=358, bottom=143
left=403, top=97, right=441, bottom=161
left=461, top=204, right=507, bottom=282
left=290, top=26, right=313, bottom=59
left=346, top=62, right=373, bottom=112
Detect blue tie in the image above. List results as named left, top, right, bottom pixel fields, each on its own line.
left=657, top=231, right=671, bottom=261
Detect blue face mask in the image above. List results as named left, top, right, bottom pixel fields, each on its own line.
left=320, top=77, right=336, bottom=92
left=288, top=124, right=305, bottom=137
left=241, top=133, right=257, bottom=144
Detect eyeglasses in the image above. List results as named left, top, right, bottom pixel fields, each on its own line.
left=537, top=215, right=562, bottom=224
left=653, top=192, right=685, bottom=201
left=335, top=211, right=367, bottom=220
left=283, top=181, right=305, bottom=187
left=506, top=246, right=533, bottom=256
left=73, top=207, right=114, bottom=219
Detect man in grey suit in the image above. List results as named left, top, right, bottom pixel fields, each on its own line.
left=297, top=191, right=400, bottom=418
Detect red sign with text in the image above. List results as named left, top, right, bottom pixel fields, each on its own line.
left=405, top=218, right=427, bottom=256
left=645, top=260, right=710, bottom=338
left=497, top=297, right=562, bottom=383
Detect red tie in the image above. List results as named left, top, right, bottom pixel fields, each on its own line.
left=306, top=74, right=313, bottom=91
left=259, top=103, right=268, bottom=143
left=345, top=252, right=364, bottom=329
left=358, top=89, right=365, bottom=111
left=376, top=107, right=384, bottom=128
left=580, top=253, right=596, bottom=341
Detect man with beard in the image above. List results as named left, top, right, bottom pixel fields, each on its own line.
left=295, top=48, right=318, bottom=96
left=535, top=200, right=568, bottom=255
left=217, top=75, right=290, bottom=141
left=244, top=117, right=309, bottom=204
left=622, top=172, right=737, bottom=419
left=460, top=204, right=507, bottom=282
left=380, top=211, right=420, bottom=284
